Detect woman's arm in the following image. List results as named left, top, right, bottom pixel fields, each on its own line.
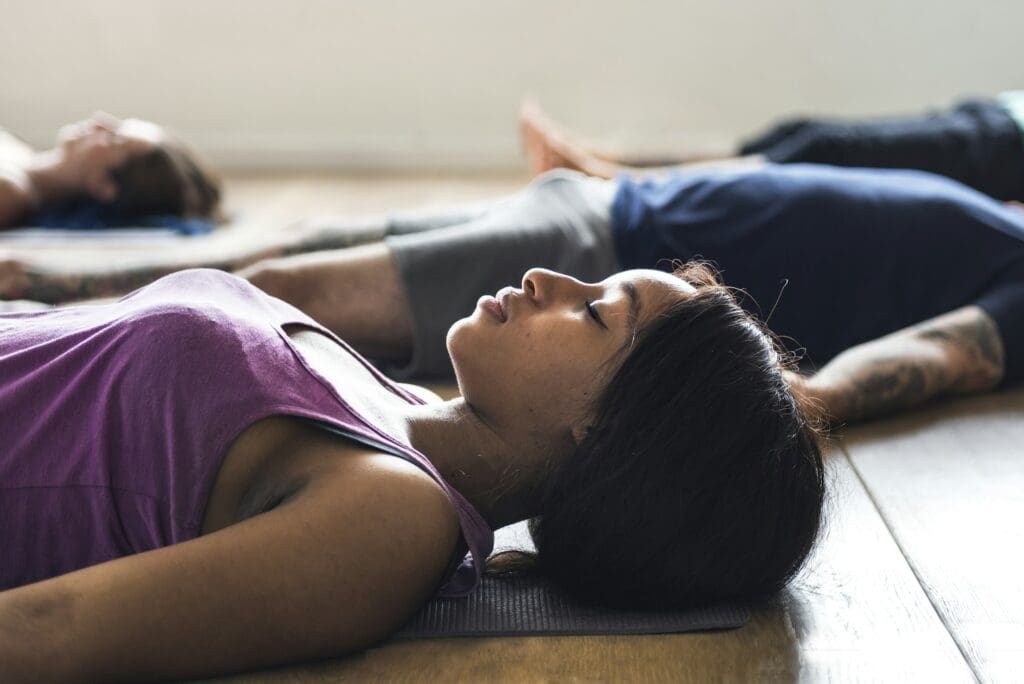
left=0, top=452, right=460, bottom=683
left=0, top=257, right=269, bottom=303
left=787, top=305, right=1005, bottom=427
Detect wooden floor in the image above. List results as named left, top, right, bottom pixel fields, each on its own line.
left=7, top=173, right=1021, bottom=683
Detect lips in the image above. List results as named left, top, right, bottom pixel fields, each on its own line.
left=481, top=286, right=519, bottom=322
left=482, top=296, right=506, bottom=322
left=499, top=292, right=510, bottom=321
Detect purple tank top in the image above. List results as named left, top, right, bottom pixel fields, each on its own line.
left=0, top=269, right=493, bottom=597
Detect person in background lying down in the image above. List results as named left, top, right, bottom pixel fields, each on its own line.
left=0, top=266, right=827, bottom=680
left=518, top=92, right=1024, bottom=203
left=4, top=160, right=1018, bottom=428
left=0, top=112, right=222, bottom=228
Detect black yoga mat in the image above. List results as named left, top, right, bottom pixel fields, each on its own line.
left=392, top=522, right=750, bottom=639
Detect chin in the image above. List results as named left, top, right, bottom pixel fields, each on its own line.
left=446, top=317, right=468, bottom=359
left=446, top=318, right=497, bottom=403
left=446, top=319, right=474, bottom=380
left=446, top=308, right=494, bottom=355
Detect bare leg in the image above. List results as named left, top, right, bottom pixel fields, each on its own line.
left=235, top=242, right=413, bottom=362
left=519, top=98, right=765, bottom=180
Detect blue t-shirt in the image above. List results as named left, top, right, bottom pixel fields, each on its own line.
left=610, top=164, right=1024, bottom=387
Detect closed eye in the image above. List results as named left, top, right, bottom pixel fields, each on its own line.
left=586, top=300, right=608, bottom=330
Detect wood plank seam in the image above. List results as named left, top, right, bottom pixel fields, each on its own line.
left=838, top=439, right=981, bottom=682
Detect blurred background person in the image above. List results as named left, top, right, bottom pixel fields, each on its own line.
left=0, top=112, right=221, bottom=230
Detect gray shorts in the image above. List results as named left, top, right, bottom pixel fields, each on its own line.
left=384, top=169, right=621, bottom=379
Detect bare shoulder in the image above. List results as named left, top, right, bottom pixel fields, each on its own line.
left=300, top=446, right=464, bottom=591
left=320, top=446, right=461, bottom=538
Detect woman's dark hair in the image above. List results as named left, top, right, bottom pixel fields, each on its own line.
left=485, top=260, right=829, bottom=610
left=107, top=137, right=222, bottom=222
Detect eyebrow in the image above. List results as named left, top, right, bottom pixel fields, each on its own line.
left=619, top=281, right=641, bottom=334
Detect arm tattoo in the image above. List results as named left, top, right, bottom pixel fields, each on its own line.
left=916, top=310, right=1005, bottom=394
left=9, top=225, right=381, bottom=304
left=834, top=358, right=938, bottom=424
left=809, top=306, right=1006, bottom=425
left=14, top=250, right=280, bottom=304
left=17, top=264, right=189, bottom=303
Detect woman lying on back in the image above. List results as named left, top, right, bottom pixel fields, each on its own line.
left=0, top=112, right=221, bottom=228
left=0, top=264, right=825, bottom=681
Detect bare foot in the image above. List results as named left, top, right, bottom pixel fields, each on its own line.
left=518, top=99, right=620, bottom=179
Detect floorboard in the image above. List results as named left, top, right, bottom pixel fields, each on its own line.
left=840, top=388, right=1024, bottom=684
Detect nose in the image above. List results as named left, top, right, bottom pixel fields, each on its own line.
left=522, top=268, right=589, bottom=305
left=90, top=111, right=122, bottom=132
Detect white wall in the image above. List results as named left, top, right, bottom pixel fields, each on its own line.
left=1, top=0, right=1020, bottom=170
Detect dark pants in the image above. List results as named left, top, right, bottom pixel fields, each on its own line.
left=738, top=99, right=1024, bottom=201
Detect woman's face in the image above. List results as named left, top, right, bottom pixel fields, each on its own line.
left=53, top=113, right=163, bottom=201
left=447, top=268, right=697, bottom=442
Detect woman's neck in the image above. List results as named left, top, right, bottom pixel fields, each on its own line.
left=398, top=399, right=563, bottom=530
left=284, top=330, right=561, bottom=529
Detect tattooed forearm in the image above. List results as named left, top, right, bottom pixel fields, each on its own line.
left=7, top=249, right=285, bottom=304
left=3, top=225, right=385, bottom=303
left=802, top=306, right=1006, bottom=426
left=812, top=356, right=942, bottom=425
left=915, top=308, right=1005, bottom=394
left=15, top=264, right=187, bottom=303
